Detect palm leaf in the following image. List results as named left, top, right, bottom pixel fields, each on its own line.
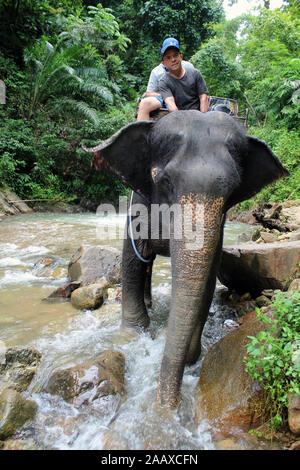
left=48, top=97, right=100, bottom=126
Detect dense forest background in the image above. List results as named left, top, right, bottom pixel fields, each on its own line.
left=0, top=0, right=299, bottom=210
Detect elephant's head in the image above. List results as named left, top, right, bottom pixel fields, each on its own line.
left=83, top=111, right=289, bottom=408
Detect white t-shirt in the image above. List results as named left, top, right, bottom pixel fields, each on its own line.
left=146, top=61, right=194, bottom=93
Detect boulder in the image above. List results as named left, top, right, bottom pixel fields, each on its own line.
left=44, top=281, right=81, bottom=301
left=0, top=192, right=19, bottom=215
left=2, top=190, right=33, bottom=214
left=288, top=394, right=300, bottom=435
left=0, top=388, right=37, bottom=440
left=282, top=202, right=300, bottom=226
left=0, top=190, right=33, bottom=215
left=255, top=295, right=272, bottom=307
left=288, top=278, right=300, bottom=292
left=0, top=346, right=42, bottom=393
left=68, top=245, right=121, bottom=286
left=2, top=438, right=39, bottom=450
left=260, top=231, right=278, bottom=243
left=290, top=230, right=300, bottom=242
left=44, top=350, right=125, bottom=406
left=219, top=241, right=300, bottom=297
left=70, top=278, right=109, bottom=310
left=194, top=311, right=266, bottom=436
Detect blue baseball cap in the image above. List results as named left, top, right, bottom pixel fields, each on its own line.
left=160, top=37, right=179, bottom=56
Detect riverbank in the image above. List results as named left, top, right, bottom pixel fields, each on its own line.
left=227, top=200, right=300, bottom=231
left=0, top=189, right=87, bottom=219
left=2, top=188, right=300, bottom=231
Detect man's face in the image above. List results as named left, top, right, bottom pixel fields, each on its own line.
left=162, top=47, right=183, bottom=72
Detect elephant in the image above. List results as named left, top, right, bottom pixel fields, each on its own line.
left=83, top=110, right=289, bottom=409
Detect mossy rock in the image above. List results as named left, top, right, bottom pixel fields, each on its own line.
left=0, top=388, right=37, bottom=440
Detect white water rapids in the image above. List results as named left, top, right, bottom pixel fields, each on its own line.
left=0, top=212, right=249, bottom=450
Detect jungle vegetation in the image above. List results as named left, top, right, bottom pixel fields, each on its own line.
left=0, top=0, right=299, bottom=209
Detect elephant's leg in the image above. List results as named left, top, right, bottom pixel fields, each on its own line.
left=144, top=260, right=153, bottom=309
left=121, top=236, right=152, bottom=331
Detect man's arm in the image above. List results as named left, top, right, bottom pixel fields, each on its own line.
left=199, top=94, right=208, bottom=113
left=194, top=69, right=208, bottom=112
left=145, top=91, right=161, bottom=97
left=164, top=95, right=178, bottom=112
left=146, top=68, right=163, bottom=97
left=158, top=76, right=178, bottom=111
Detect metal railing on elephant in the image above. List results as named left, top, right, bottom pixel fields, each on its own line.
left=135, top=95, right=249, bottom=127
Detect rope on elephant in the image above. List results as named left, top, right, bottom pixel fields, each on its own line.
left=128, top=191, right=152, bottom=263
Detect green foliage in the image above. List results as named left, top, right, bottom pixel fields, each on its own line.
left=24, top=37, right=115, bottom=123
left=61, top=3, right=131, bottom=53
left=0, top=1, right=299, bottom=210
left=244, top=291, right=300, bottom=429
left=0, top=52, right=29, bottom=118
left=101, top=0, right=224, bottom=90
left=238, top=9, right=300, bottom=129
left=0, top=102, right=133, bottom=206
left=191, top=40, right=250, bottom=102
left=138, top=0, right=224, bottom=57
left=193, top=8, right=300, bottom=130
left=237, top=125, right=300, bottom=211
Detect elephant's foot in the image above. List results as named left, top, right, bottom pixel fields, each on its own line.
left=144, top=295, right=152, bottom=309
left=121, top=310, right=150, bottom=332
left=157, top=380, right=181, bottom=409
left=157, top=357, right=182, bottom=409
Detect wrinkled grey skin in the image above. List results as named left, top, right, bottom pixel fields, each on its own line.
left=84, top=110, right=289, bottom=408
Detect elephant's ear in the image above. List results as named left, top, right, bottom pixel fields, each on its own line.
left=227, top=136, right=289, bottom=208
left=82, top=121, right=153, bottom=202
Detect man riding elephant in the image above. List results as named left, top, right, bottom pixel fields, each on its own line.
left=137, top=37, right=206, bottom=120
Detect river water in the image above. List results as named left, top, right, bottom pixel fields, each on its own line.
left=0, top=212, right=249, bottom=450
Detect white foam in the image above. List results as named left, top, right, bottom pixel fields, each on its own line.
left=0, top=270, right=50, bottom=286
left=19, top=245, right=50, bottom=257
left=0, top=257, right=26, bottom=267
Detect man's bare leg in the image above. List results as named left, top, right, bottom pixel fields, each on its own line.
left=137, top=97, right=161, bottom=121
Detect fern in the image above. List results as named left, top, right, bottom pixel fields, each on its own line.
left=24, top=38, right=117, bottom=124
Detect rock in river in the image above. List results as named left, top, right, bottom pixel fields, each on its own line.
left=44, top=351, right=125, bottom=407
left=194, top=311, right=266, bottom=436
left=68, top=245, right=121, bottom=286
left=0, top=388, right=37, bottom=440
left=70, top=277, right=109, bottom=310
left=218, top=240, right=300, bottom=297
left=0, top=346, right=42, bottom=393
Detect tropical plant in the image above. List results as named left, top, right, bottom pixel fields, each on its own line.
left=60, top=3, right=131, bottom=54
left=191, top=40, right=250, bottom=103
left=238, top=8, right=300, bottom=128
left=24, top=37, right=115, bottom=124
left=244, top=292, right=300, bottom=430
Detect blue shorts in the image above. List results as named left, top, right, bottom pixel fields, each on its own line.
left=154, top=96, right=168, bottom=109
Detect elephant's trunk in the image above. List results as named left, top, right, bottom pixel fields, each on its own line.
left=158, top=194, right=224, bottom=408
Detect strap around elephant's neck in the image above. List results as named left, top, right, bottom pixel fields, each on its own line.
left=129, top=191, right=152, bottom=263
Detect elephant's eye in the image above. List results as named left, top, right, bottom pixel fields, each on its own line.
left=159, top=174, right=173, bottom=192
